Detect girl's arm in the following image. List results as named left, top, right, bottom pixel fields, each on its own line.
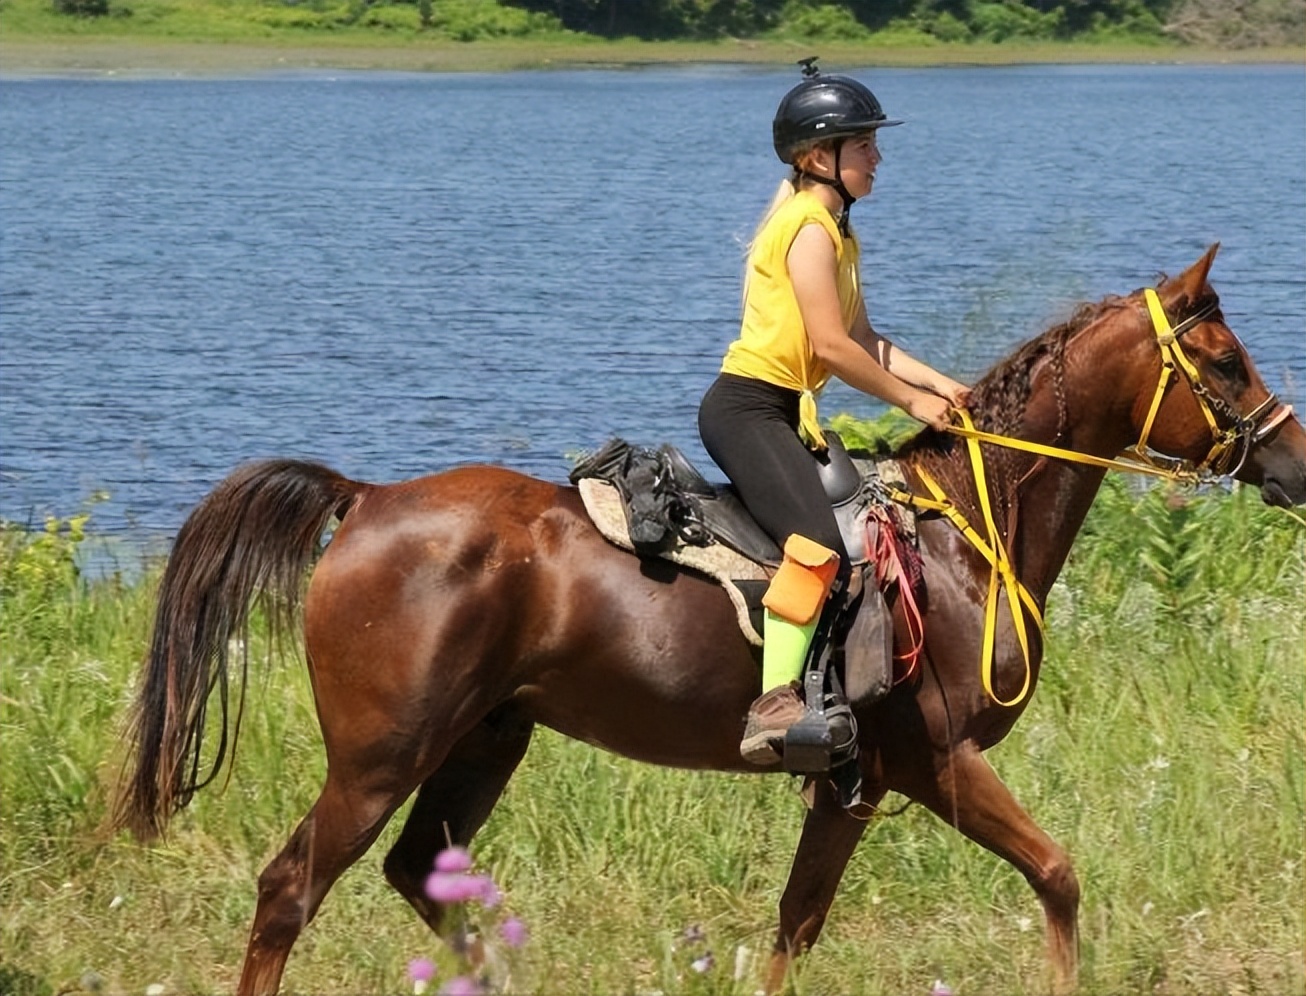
left=849, top=303, right=971, bottom=408
left=788, top=225, right=964, bottom=429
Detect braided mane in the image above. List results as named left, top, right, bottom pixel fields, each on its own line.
left=970, top=307, right=1088, bottom=435
left=897, top=296, right=1126, bottom=462
left=892, top=293, right=1137, bottom=525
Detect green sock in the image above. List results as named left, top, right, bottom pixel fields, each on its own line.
left=761, top=609, right=818, bottom=692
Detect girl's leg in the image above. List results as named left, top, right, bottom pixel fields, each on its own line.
left=699, top=375, right=850, bottom=762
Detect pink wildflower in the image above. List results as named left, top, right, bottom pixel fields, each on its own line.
left=437, top=976, right=482, bottom=996
left=498, top=915, right=529, bottom=948
left=407, top=957, right=437, bottom=983
left=690, top=952, right=715, bottom=974
left=435, top=846, right=473, bottom=874
left=469, top=874, right=501, bottom=908
left=425, top=871, right=484, bottom=904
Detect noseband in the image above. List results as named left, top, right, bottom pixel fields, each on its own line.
left=1136, top=289, right=1293, bottom=479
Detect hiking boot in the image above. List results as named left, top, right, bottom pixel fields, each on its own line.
left=740, top=682, right=806, bottom=765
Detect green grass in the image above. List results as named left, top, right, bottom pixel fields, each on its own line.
left=1, top=477, right=1303, bottom=995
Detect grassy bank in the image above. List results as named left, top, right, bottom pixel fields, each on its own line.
left=2, top=472, right=1303, bottom=995
left=2, top=0, right=1302, bottom=75
left=6, top=38, right=1304, bottom=76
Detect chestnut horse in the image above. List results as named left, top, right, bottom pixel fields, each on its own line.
left=112, top=245, right=1305, bottom=995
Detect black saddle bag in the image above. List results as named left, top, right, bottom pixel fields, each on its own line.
left=569, top=438, right=709, bottom=555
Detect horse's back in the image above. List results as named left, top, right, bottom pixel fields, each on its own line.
left=301, top=464, right=760, bottom=769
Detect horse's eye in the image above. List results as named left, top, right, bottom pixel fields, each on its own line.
left=1213, top=352, right=1243, bottom=378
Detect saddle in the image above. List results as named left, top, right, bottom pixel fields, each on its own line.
left=569, top=434, right=924, bottom=714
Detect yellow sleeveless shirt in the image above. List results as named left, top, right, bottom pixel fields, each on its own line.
left=721, top=189, right=862, bottom=450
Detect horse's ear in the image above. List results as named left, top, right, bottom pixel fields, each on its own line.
left=1165, top=242, right=1220, bottom=301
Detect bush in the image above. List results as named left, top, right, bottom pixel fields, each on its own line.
left=773, top=0, right=870, bottom=40
left=252, top=0, right=438, bottom=32
left=249, top=2, right=347, bottom=29
left=970, top=0, right=1063, bottom=40
left=867, top=16, right=942, bottom=45
left=428, top=0, right=561, bottom=40
left=0, top=512, right=90, bottom=603
left=1082, top=0, right=1166, bottom=42
left=361, top=2, right=422, bottom=30
left=1165, top=0, right=1306, bottom=47
left=51, top=0, right=108, bottom=16
left=826, top=409, right=921, bottom=455
left=924, top=10, right=971, bottom=41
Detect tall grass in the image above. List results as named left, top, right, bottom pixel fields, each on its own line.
left=1, top=478, right=1302, bottom=996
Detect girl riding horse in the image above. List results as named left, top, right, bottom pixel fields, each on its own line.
left=699, top=59, right=970, bottom=765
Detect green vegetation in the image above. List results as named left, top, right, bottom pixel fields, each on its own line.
left=0, top=0, right=570, bottom=41
left=497, top=0, right=1305, bottom=47
left=4, top=0, right=1304, bottom=45
left=1, top=0, right=1301, bottom=69
left=2, top=463, right=1302, bottom=995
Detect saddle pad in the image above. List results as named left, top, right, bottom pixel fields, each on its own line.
left=578, top=478, right=768, bottom=646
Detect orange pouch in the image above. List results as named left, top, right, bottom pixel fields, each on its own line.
left=762, top=535, right=840, bottom=625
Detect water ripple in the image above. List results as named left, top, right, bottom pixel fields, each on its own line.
left=1, top=65, right=1302, bottom=540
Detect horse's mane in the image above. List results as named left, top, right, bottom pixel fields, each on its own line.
left=887, top=291, right=1150, bottom=535
left=890, top=278, right=1219, bottom=522
left=894, top=295, right=1127, bottom=464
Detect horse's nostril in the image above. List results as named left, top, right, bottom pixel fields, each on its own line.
left=1260, top=481, right=1292, bottom=508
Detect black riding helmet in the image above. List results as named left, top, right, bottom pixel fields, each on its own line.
left=773, top=57, right=901, bottom=164
left=773, top=57, right=901, bottom=230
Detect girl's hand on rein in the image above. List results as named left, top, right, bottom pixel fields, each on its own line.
left=908, top=391, right=955, bottom=431
left=938, top=379, right=972, bottom=409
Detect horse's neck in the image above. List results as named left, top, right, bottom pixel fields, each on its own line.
left=975, top=318, right=1149, bottom=600
left=1008, top=460, right=1109, bottom=599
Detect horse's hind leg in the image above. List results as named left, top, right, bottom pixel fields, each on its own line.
left=917, top=745, right=1080, bottom=994
left=384, top=707, right=534, bottom=932
left=237, top=772, right=411, bottom=996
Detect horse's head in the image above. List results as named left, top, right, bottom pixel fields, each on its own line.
left=1119, top=244, right=1306, bottom=507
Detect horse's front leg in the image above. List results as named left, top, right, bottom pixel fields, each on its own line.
left=917, top=743, right=1080, bottom=993
left=765, top=779, right=879, bottom=993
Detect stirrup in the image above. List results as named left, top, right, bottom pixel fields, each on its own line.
left=783, top=670, right=858, bottom=773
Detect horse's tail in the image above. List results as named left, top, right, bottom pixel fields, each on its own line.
left=111, top=459, right=366, bottom=842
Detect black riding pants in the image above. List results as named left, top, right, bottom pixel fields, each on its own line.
left=698, top=373, right=851, bottom=589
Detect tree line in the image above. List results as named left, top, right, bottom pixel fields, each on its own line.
left=46, top=0, right=1305, bottom=47
left=501, top=0, right=1304, bottom=45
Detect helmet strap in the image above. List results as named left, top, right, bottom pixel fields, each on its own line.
left=795, top=139, right=855, bottom=235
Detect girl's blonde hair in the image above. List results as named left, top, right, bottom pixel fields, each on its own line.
left=751, top=174, right=800, bottom=245
left=740, top=148, right=815, bottom=311
left=748, top=144, right=846, bottom=249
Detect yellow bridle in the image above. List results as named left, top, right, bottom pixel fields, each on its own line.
left=889, top=288, right=1295, bottom=707
left=1134, top=289, right=1292, bottom=478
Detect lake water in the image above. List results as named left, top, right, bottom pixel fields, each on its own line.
left=2, top=63, right=1303, bottom=546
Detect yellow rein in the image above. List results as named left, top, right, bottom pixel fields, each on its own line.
left=894, top=412, right=1045, bottom=707
left=886, top=287, right=1294, bottom=707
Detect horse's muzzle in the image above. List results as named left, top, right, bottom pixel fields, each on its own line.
left=1248, top=411, right=1306, bottom=507
left=1260, top=479, right=1301, bottom=508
